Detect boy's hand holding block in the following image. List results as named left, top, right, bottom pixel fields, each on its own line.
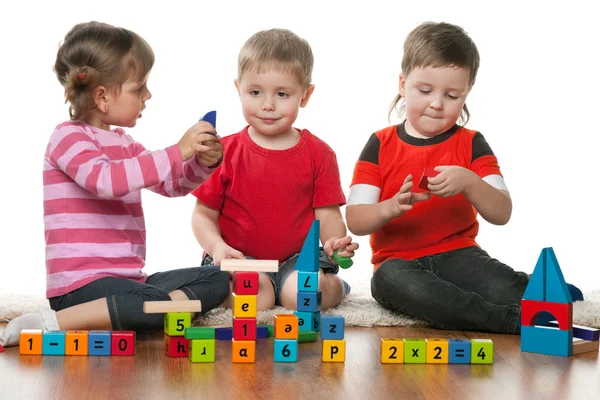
left=418, top=168, right=440, bottom=191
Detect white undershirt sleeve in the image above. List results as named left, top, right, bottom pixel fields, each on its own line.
left=483, top=174, right=509, bottom=193
left=347, top=184, right=381, bottom=206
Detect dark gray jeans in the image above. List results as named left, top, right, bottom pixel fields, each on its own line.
left=371, top=246, right=529, bottom=334
left=49, top=266, right=230, bottom=332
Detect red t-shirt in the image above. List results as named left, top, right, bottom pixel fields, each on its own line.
left=192, top=126, right=346, bottom=263
left=351, top=123, right=502, bottom=268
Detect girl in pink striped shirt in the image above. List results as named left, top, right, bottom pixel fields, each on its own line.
left=0, top=22, right=230, bottom=347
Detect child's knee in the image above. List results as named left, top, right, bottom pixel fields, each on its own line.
left=279, top=271, right=299, bottom=310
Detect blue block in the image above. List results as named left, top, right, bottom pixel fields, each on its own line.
left=547, top=321, right=599, bottom=341
left=42, top=331, right=66, bottom=355
left=215, top=327, right=233, bottom=340
left=298, top=271, right=319, bottom=292
left=544, top=248, right=572, bottom=304
left=295, top=311, right=321, bottom=332
left=297, top=291, right=322, bottom=313
left=521, top=325, right=573, bottom=356
left=200, top=110, right=217, bottom=127
left=448, top=339, right=471, bottom=364
left=274, top=339, right=298, bottom=362
left=88, top=330, right=111, bottom=356
left=257, top=326, right=269, bottom=339
left=295, top=220, right=320, bottom=272
left=320, top=315, right=344, bottom=340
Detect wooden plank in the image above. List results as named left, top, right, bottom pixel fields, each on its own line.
left=143, top=300, right=202, bottom=314
left=220, top=259, right=279, bottom=272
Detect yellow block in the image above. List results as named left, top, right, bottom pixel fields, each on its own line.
left=232, top=340, right=256, bottom=363
left=65, top=330, right=89, bottom=355
left=381, top=338, right=404, bottom=363
left=20, top=329, right=43, bottom=355
left=322, top=339, right=345, bottom=362
left=233, top=294, right=257, bottom=318
left=426, top=338, right=448, bottom=364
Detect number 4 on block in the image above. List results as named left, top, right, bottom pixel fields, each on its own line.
left=470, top=339, right=493, bottom=364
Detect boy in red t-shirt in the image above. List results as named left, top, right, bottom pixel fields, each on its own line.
left=191, top=29, right=358, bottom=311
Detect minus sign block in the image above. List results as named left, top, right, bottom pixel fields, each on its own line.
left=220, top=259, right=279, bottom=273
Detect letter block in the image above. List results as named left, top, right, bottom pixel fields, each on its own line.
left=274, top=314, right=299, bottom=339
left=320, top=315, right=344, bottom=340
left=404, top=338, right=426, bottom=364
left=381, top=338, right=404, bottom=363
left=112, top=331, right=135, bottom=356
left=471, top=339, right=494, bottom=364
left=297, top=291, right=322, bottom=313
left=294, top=311, right=320, bottom=332
left=232, top=340, right=256, bottom=363
left=164, top=334, right=189, bottom=357
left=189, top=339, right=215, bottom=362
left=20, top=329, right=43, bottom=355
left=448, top=339, right=471, bottom=364
left=426, top=338, right=448, bottom=364
left=164, top=312, right=192, bottom=336
left=233, top=317, right=257, bottom=341
left=42, top=331, right=66, bottom=355
left=233, top=271, right=259, bottom=295
left=232, top=294, right=257, bottom=318
left=297, top=271, right=319, bottom=292
left=88, top=330, right=111, bottom=356
left=274, top=339, right=298, bottom=362
left=66, top=330, right=89, bottom=356
left=322, top=339, right=346, bottom=362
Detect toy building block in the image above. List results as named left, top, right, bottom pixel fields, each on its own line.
left=521, top=300, right=573, bottom=329
left=233, top=271, right=259, bottom=295
left=185, top=327, right=216, bottom=340
left=215, top=327, right=233, bottom=341
left=573, top=338, right=600, bottom=355
left=295, top=220, right=320, bottom=272
left=294, top=311, right=320, bottom=332
left=523, top=247, right=572, bottom=304
left=88, top=330, right=111, bottom=356
left=298, top=271, right=319, bottom=292
left=112, top=331, right=135, bottom=356
left=418, top=168, right=440, bottom=191
left=332, top=250, right=353, bottom=269
left=201, top=110, right=217, bottom=127
left=403, top=338, right=426, bottom=364
left=546, top=321, right=599, bottom=341
left=0, top=344, right=4, bottom=353
left=143, top=300, right=202, bottom=314
left=274, top=339, right=298, bottom=362
left=232, top=294, right=257, bottom=318
left=42, top=331, right=66, bottom=355
left=322, top=339, right=345, bottom=362
left=164, top=334, right=189, bottom=357
left=164, top=312, right=192, bottom=336
left=298, top=331, right=318, bottom=343
left=297, top=291, right=322, bottom=313
left=221, top=259, right=278, bottom=273
left=381, top=338, right=404, bottom=364
left=426, top=338, right=449, bottom=364
left=470, top=339, right=494, bottom=364
left=233, top=318, right=257, bottom=341
left=189, top=339, right=215, bottom=362
left=66, top=330, right=89, bottom=356
left=266, top=324, right=274, bottom=337
left=20, top=329, right=43, bottom=355
left=448, top=339, right=471, bottom=364
left=274, top=314, right=299, bottom=339
left=232, top=340, right=256, bottom=363
left=321, top=315, right=344, bottom=340
left=522, top=325, right=572, bottom=356
left=257, top=325, right=269, bottom=339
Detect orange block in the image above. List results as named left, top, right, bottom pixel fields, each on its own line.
left=65, top=330, right=89, bottom=355
left=20, top=329, right=43, bottom=355
left=273, top=314, right=299, bottom=339
left=232, top=340, right=256, bottom=363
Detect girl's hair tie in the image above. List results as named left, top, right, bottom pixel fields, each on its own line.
left=77, top=73, right=85, bottom=80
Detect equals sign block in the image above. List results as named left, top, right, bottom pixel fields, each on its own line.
left=448, top=339, right=471, bottom=364
left=88, top=331, right=112, bottom=356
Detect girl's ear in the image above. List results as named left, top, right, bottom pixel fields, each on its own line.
left=300, top=84, right=315, bottom=108
left=398, top=73, right=406, bottom=97
left=92, top=86, right=110, bottom=113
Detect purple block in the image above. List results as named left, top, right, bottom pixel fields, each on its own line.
left=257, top=326, right=269, bottom=339
left=547, top=321, right=599, bottom=341
left=215, top=327, right=233, bottom=340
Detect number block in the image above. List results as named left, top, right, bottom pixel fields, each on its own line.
left=471, top=339, right=494, bottom=364
left=297, top=271, right=319, bottom=292
left=66, top=330, right=89, bottom=356
left=381, top=338, right=404, bottom=363
left=189, top=339, right=215, bottom=362
left=274, top=314, right=299, bottom=339
left=164, top=334, right=189, bottom=357
left=233, top=271, right=259, bottom=295
left=42, top=331, right=66, bottom=355
left=112, top=331, right=135, bottom=356
left=232, top=340, right=256, bottom=363
left=232, top=294, right=257, bottom=318
left=320, top=315, right=344, bottom=340
left=88, top=330, right=111, bottom=356
left=20, top=329, right=43, bottom=355
left=448, top=338, right=471, bottom=364
left=426, top=338, right=448, bottom=364
left=297, top=291, right=322, bottom=313
left=322, top=339, right=346, bottom=362
left=164, top=312, right=191, bottom=336
left=404, top=338, right=426, bottom=364
left=233, top=317, right=257, bottom=340
left=274, top=339, right=298, bottom=362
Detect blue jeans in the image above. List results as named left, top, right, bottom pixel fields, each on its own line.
left=371, top=246, right=529, bottom=334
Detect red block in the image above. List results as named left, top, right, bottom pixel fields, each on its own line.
left=233, top=271, right=259, bottom=295
left=112, top=331, right=136, bottom=356
left=521, top=299, right=573, bottom=329
left=418, top=168, right=439, bottom=191
left=233, top=317, right=257, bottom=340
left=0, top=344, right=5, bottom=353
left=164, top=334, right=189, bottom=357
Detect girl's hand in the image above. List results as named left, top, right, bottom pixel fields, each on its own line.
left=196, top=139, right=223, bottom=167
left=323, top=236, right=359, bottom=260
left=428, top=166, right=478, bottom=198
left=385, top=174, right=431, bottom=219
left=178, top=121, right=219, bottom=162
left=211, top=242, right=245, bottom=267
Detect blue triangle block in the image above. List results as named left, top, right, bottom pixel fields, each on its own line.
left=200, top=110, right=217, bottom=127
left=543, top=248, right=572, bottom=304
left=523, top=249, right=546, bottom=301
left=295, top=220, right=320, bottom=272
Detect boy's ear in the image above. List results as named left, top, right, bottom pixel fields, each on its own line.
left=92, top=86, right=110, bottom=113
left=234, top=79, right=241, bottom=97
left=398, top=73, right=406, bottom=97
left=300, top=84, right=315, bottom=108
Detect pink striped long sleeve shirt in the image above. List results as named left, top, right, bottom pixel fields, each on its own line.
left=44, top=121, right=215, bottom=298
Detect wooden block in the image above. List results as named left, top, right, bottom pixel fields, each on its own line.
left=295, top=220, right=320, bottom=272
left=164, top=312, right=192, bottom=336
left=521, top=326, right=572, bottom=357
left=112, top=331, right=135, bottom=356
left=42, top=331, right=66, bottom=355
left=215, top=327, right=233, bottom=341
left=164, top=334, right=189, bottom=357
left=232, top=340, right=256, bottom=363
left=471, top=339, right=494, bottom=364
left=185, top=327, right=216, bottom=340
left=65, top=330, right=88, bottom=356
left=573, top=338, right=600, bottom=355
left=298, top=331, right=318, bottom=343
left=404, top=338, right=426, bottom=364
left=257, top=325, right=269, bottom=339
left=426, top=338, right=449, bottom=364
left=297, top=271, right=319, bottom=292
left=523, top=247, right=572, bottom=304
left=322, top=339, right=345, bottom=362
left=233, top=271, right=259, bottom=295
left=332, top=250, right=353, bottom=269
left=274, top=339, right=298, bottom=362
left=88, top=330, right=111, bottom=356
left=143, top=300, right=202, bottom=314
left=0, top=344, right=4, bottom=353
left=232, top=294, right=257, bottom=318
left=274, top=314, right=299, bottom=339
left=221, top=259, right=278, bottom=273
left=233, top=318, right=257, bottom=340
left=320, top=315, right=344, bottom=340
left=189, top=339, right=215, bottom=362
left=381, top=338, right=404, bottom=363
left=294, top=311, right=320, bottom=332
left=521, top=299, right=572, bottom=329
left=547, top=321, right=599, bottom=341
left=448, top=338, right=471, bottom=364
left=20, top=329, right=43, bottom=355
left=297, top=291, right=322, bottom=313
left=418, top=167, right=439, bottom=191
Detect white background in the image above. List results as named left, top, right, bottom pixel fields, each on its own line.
left=1, top=1, right=598, bottom=296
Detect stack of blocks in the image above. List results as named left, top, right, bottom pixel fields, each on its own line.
left=19, top=330, right=135, bottom=356
left=380, top=338, right=493, bottom=364
left=273, top=314, right=299, bottom=362
left=321, top=315, right=346, bottom=362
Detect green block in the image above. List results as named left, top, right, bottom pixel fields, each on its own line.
left=164, top=313, right=191, bottom=336
left=265, top=324, right=274, bottom=337
left=185, top=327, right=215, bottom=340
left=189, top=339, right=215, bottom=362
left=332, top=250, right=353, bottom=269
left=404, top=338, right=426, bottom=364
left=470, top=339, right=494, bottom=364
left=298, top=331, right=318, bottom=343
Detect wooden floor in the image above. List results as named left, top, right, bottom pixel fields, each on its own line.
left=1, top=324, right=599, bottom=399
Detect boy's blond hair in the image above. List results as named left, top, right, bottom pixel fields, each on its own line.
left=237, top=29, right=313, bottom=89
